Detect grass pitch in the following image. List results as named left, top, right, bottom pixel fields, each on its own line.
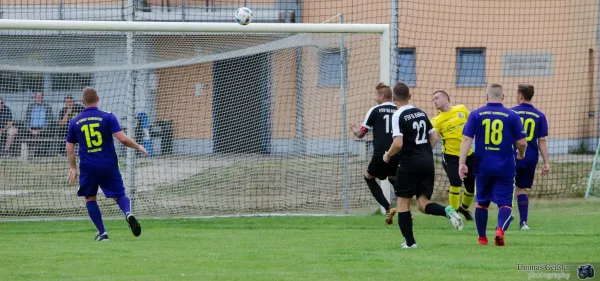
left=0, top=200, right=598, bottom=281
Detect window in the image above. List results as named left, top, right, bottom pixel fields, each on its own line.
left=0, top=48, right=94, bottom=93
left=0, top=71, right=22, bottom=92
left=51, top=73, right=93, bottom=91
left=397, top=48, right=416, bottom=86
left=318, top=48, right=348, bottom=88
left=457, top=48, right=486, bottom=87
left=0, top=71, right=44, bottom=93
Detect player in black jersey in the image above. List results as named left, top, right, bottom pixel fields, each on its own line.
left=351, top=82, right=398, bottom=225
left=383, top=82, right=463, bottom=248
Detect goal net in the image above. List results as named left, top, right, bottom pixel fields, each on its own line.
left=0, top=21, right=392, bottom=219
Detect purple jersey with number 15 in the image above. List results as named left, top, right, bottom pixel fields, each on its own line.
left=462, top=103, right=527, bottom=178
left=66, top=107, right=121, bottom=170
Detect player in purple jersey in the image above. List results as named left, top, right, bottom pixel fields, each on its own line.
left=459, top=83, right=527, bottom=246
left=511, top=84, right=550, bottom=230
left=67, top=88, right=148, bottom=241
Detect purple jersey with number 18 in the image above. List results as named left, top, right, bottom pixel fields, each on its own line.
left=462, top=103, right=527, bottom=178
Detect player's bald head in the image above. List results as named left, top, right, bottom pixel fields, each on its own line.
left=486, top=83, right=503, bottom=101
left=82, top=87, right=99, bottom=106
left=375, top=82, right=392, bottom=100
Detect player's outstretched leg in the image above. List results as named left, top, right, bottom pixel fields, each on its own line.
left=444, top=205, right=463, bottom=231
left=495, top=205, right=513, bottom=246
left=364, top=176, right=391, bottom=212
left=475, top=202, right=490, bottom=245
left=416, top=196, right=463, bottom=231
left=115, top=195, right=142, bottom=237
left=516, top=191, right=529, bottom=230
left=85, top=197, right=108, bottom=241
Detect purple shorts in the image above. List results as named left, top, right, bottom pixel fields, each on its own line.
left=78, top=167, right=125, bottom=198
left=515, top=167, right=536, bottom=189
left=475, top=176, right=514, bottom=206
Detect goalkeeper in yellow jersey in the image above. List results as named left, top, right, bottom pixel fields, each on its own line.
left=431, top=90, right=474, bottom=220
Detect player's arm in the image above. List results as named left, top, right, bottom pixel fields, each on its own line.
left=66, top=142, right=77, bottom=169
left=383, top=112, right=402, bottom=162
left=65, top=123, right=78, bottom=185
left=114, top=131, right=147, bottom=154
left=538, top=114, right=550, bottom=175
left=429, top=117, right=439, bottom=149
left=458, top=113, right=476, bottom=179
left=350, top=124, right=367, bottom=139
left=66, top=141, right=78, bottom=185
left=109, top=114, right=148, bottom=156
left=426, top=118, right=438, bottom=149
left=351, top=109, right=374, bottom=139
left=459, top=136, right=473, bottom=166
left=538, top=137, right=549, bottom=167
left=512, top=115, right=527, bottom=159
left=515, top=138, right=527, bottom=159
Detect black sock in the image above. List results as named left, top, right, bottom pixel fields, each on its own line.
left=364, top=177, right=390, bottom=211
left=398, top=211, right=415, bottom=246
left=425, top=203, right=447, bottom=217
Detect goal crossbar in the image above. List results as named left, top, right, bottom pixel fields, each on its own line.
left=0, top=20, right=389, bottom=34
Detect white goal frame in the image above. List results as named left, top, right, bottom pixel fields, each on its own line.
left=0, top=19, right=392, bottom=216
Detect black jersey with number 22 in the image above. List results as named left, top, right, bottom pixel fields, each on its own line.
left=391, top=105, right=435, bottom=165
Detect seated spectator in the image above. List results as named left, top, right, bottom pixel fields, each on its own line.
left=25, top=92, right=54, bottom=156
left=26, top=92, right=54, bottom=138
left=0, top=98, right=18, bottom=156
left=58, top=95, right=84, bottom=138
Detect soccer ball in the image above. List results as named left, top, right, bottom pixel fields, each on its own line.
left=235, top=7, right=253, bottom=25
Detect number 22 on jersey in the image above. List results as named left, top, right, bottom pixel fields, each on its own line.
left=412, top=120, right=427, bottom=144
left=482, top=119, right=503, bottom=145
left=81, top=123, right=103, bottom=148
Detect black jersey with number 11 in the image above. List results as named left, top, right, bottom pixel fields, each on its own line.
left=391, top=105, right=435, bottom=163
left=359, top=102, right=397, bottom=156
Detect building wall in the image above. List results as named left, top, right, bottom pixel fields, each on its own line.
left=397, top=0, right=599, bottom=143
left=154, top=36, right=299, bottom=142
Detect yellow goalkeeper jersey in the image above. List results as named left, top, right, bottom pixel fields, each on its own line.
left=431, top=104, right=473, bottom=156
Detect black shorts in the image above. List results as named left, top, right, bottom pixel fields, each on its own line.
left=394, top=160, right=435, bottom=199
left=442, top=154, right=474, bottom=189
left=367, top=154, right=400, bottom=180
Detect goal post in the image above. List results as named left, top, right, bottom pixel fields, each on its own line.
left=585, top=139, right=600, bottom=199
left=0, top=20, right=392, bottom=220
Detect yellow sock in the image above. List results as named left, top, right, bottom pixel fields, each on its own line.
left=449, top=186, right=461, bottom=210
left=461, top=191, right=475, bottom=210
